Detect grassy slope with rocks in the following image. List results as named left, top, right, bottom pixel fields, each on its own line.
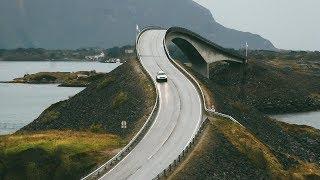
left=170, top=118, right=320, bottom=179
left=0, top=58, right=156, bottom=179
left=0, top=131, right=125, bottom=180
left=209, top=59, right=320, bottom=114
left=171, top=51, right=320, bottom=179
left=20, top=58, right=156, bottom=138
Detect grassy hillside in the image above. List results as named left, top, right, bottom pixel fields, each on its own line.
left=170, top=118, right=320, bottom=179
left=0, top=131, right=125, bottom=180
left=170, top=51, right=320, bottom=179
left=20, top=58, right=156, bottom=138
left=0, top=58, right=156, bottom=179
left=208, top=59, right=320, bottom=114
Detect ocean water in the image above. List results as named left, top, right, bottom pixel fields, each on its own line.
left=0, top=61, right=120, bottom=81
left=271, top=111, right=320, bottom=130
left=0, top=61, right=120, bottom=135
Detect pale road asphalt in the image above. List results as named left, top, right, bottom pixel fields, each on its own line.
left=100, top=29, right=203, bottom=180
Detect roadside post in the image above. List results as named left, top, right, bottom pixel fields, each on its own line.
left=121, top=121, right=127, bottom=129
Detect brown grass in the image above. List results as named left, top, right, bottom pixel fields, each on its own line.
left=0, top=131, right=127, bottom=179
left=169, top=117, right=320, bottom=179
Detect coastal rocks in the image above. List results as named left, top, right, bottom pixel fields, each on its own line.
left=4, top=71, right=103, bottom=87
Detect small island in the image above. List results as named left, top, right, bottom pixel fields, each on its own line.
left=1, top=71, right=105, bottom=87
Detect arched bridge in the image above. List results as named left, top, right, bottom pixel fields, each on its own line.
left=165, top=27, right=246, bottom=78
left=84, top=26, right=245, bottom=180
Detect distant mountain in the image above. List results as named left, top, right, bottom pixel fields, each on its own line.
left=0, top=0, right=276, bottom=50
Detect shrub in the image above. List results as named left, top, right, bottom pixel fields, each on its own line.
left=112, top=91, right=128, bottom=109
left=89, top=123, right=105, bottom=133
left=310, top=93, right=320, bottom=103
left=97, top=77, right=114, bottom=89
left=231, top=101, right=250, bottom=114
left=0, top=131, right=124, bottom=180
left=32, top=74, right=57, bottom=82
left=41, top=110, right=60, bottom=123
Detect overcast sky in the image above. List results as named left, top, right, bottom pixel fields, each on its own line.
left=194, top=0, right=320, bottom=51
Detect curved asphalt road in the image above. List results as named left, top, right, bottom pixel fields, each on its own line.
left=100, top=29, right=202, bottom=180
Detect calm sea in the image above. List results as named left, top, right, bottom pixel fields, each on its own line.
left=0, top=61, right=120, bottom=135
left=272, top=111, right=320, bottom=130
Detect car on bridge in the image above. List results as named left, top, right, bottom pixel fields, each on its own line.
left=156, top=71, right=167, bottom=82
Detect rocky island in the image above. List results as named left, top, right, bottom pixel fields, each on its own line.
left=1, top=71, right=105, bottom=87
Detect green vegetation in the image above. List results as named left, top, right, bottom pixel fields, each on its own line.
left=0, top=48, right=100, bottom=61
left=20, top=58, right=156, bottom=139
left=40, top=110, right=60, bottom=123
left=112, top=91, right=128, bottom=109
left=171, top=50, right=320, bottom=179
left=1, top=56, right=156, bottom=179
left=247, top=50, right=320, bottom=78
left=97, top=76, right=115, bottom=89
left=170, top=118, right=320, bottom=179
left=0, top=45, right=135, bottom=61
left=207, top=59, right=320, bottom=114
left=3, top=71, right=104, bottom=87
left=89, top=123, right=105, bottom=133
left=248, top=50, right=320, bottom=62
left=0, top=131, right=126, bottom=180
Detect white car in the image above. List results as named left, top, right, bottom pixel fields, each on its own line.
left=156, top=71, right=168, bottom=82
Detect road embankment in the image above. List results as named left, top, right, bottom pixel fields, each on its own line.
left=0, top=58, right=156, bottom=180
left=168, top=56, right=320, bottom=179
left=19, top=58, right=156, bottom=138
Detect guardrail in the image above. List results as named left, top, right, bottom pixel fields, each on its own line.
left=163, top=28, right=243, bottom=126
left=82, top=26, right=243, bottom=180
left=166, top=27, right=246, bottom=62
left=153, top=117, right=210, bottom=180
left=81, top=27, right=162, bottom=180
left=153, top=27, right=244, bottom=179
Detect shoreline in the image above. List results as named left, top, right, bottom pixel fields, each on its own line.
left=270, top=111, right=320, bottom=130
left=0, top=71, right=105, bottom=87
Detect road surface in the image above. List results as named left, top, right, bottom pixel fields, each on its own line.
left=100, top=29, right=203, bottom=180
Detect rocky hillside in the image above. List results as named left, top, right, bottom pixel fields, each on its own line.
left=0, top=0, right=275, bottom=50
left=170, top=52, right=320, bottom=179
left=207, top=56, right=320, bottom=114
left=20, top=59, right=156, bottom=138
left=170, top=117, right=320, bottom=179
left=1, top=58, right=156, bottom=180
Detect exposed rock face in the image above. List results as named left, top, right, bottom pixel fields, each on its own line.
left=0, top=0, right=275, bottom=50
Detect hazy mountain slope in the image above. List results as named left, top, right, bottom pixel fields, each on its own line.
left=0, top=0, right=276, bottom=50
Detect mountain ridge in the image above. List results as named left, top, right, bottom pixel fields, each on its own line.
left=0, top=0, right=276, bottom=50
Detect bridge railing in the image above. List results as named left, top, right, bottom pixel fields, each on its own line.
left=163, top=29, right=243, bottom=125
left=153, top=27, right=244, bottom=179
left=166, top=27, right=246, bottom=61
left=80, top=27, right=162, bottom=180
left=83, top=26, right=244, bottom=180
